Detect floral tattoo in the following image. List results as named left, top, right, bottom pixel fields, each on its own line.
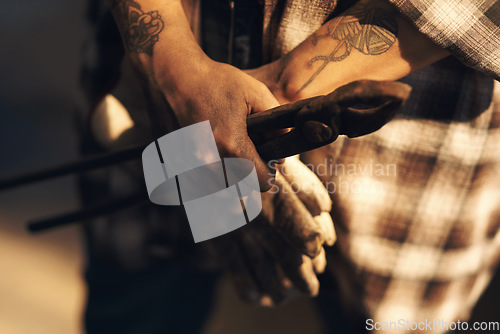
left=116, top=0, right=165, bottom=56
left=298, top=3, right=398, bottom=94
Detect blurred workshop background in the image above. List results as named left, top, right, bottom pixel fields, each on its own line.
left=0, top=1, right=498, bottom=334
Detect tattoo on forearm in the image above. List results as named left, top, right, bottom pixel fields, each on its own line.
left=298, top=3, right=398, bottom=94
left=113, top=0, right=165, bottom=56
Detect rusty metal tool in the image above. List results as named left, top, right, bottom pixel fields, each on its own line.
left=248, top=80, right=411, bottom=160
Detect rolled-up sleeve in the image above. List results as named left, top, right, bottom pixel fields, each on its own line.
left=388, top=0, right=500, bottom=81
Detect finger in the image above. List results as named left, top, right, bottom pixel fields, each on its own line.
left=279, top=156, right=332, bottom=216
left=247, top=81, right=280, bottom=114
left=238, top=230, right=289, bottom=304
left=234, top=133, right=276, bottom=191
left=311, top=247, right=327, bottom=274
left=272, top=173, right=324, bottom=258
left=293, top=254, right=320, bottom=296
left=243, top=82, right=281, bottom=190
left=253, top=222, right=320, bottom=296
left=227, top=243, right=262, bottom=304
left=314, top=212, right=337, bottom=247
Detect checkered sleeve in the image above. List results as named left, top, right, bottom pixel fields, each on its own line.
left=388, top=0, right=500, bottom=81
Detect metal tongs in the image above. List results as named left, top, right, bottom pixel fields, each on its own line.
left=248, top=80, right=411, bottom=160
left=0, top=80, right=411, bottom=232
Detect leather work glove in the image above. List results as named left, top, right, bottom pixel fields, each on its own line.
left=209, top=156, right=335, bottom=306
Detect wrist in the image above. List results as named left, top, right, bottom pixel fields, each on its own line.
left=152, top=53, right=217, bottom=124
left=259, top=54, right=343, bottom=104
left=152, top=46, right=212, bottom=96
left=246, top=58, right=302, bottom=104
left=265, top=56, right=322, bottom=103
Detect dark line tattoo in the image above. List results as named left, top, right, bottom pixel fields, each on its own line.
left=115, top=0, right=165, bottom=56
left=297, top=3, right=398, bottom=94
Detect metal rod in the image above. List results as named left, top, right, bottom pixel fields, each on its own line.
left=0, top=145, right=146, bottom=191
left=27, top=193, right=148, bottom=233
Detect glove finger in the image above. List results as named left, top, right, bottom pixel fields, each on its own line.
left=314, top=212, right=337, bottom=247
left=253, top=222, right=320, bottom=296
left=227, top=242, right=262, bottom=304
left=207, top=232, right=263, bottom=303
left=311, top=247, right=327, bottom=274
left=279, top=156, right=332, bottom=216
left=295, top=254, right=320, bottom=296
left=272, top=173, right=323, bottom=258
left=237, top=230, right=290, bottom=305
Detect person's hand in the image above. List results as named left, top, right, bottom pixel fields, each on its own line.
left=244, top=61, right=293, bottom=104
left=156, top=58, right=280, bottom=190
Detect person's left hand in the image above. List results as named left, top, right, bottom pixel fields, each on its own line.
left=206, top=156, right=336, bottom=306
left=244, top=61, right=294, bottom=104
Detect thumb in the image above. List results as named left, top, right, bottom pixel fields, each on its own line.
left=242, top=84, right=281, bottom=190
left=248, top=83, right=280, bottom=114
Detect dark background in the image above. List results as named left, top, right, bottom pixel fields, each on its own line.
left=0, top=1, right=86, bottom=333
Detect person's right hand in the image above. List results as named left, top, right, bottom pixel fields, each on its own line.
left=155, top=57, right=280, bottom=190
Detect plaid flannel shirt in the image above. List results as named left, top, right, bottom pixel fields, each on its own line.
left=262, top=0, right=500, bottom=331
left=388, top=0, right=500, bottom=81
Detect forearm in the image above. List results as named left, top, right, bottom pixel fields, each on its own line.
left=259, top=0, right=449, bottom=103
left=110, top=0, right=209, bottom=95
